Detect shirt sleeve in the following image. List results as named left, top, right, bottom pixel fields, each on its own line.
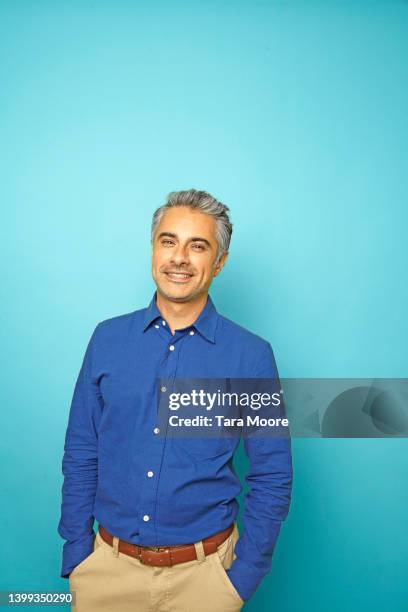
left=57, top=324, right=104, bottom=578
left=225, top=341, right=293, bottom=601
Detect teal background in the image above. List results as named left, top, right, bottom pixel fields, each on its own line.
left=1, top=1, right=407, bottom=610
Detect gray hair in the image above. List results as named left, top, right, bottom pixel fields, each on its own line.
left=151, top=189, right=233, bottom=266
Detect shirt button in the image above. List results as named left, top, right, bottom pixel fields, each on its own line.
left=169, top=345, right=175, bottom=351
left=143, top=515, right=150, bottom=522
left=147, top=471, right=154, bottom=477
left=161, top=386, right=167, bottom=392
left=189, top=330, right=195, bottom=335
left=154, top=324, right=159, bottom=329
left=153, top=427, right=160, bottom=434
left=162, top=320, right=166, bottom=326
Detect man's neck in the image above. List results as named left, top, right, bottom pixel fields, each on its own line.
left=155, top=291, right=208, bottom=335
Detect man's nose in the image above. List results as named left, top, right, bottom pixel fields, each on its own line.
left=170, top=244, right=190, bottom=266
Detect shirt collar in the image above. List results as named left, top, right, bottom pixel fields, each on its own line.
left=142, top=291, right=163, bottom=330
left=142, top=291, right=219, bottom=344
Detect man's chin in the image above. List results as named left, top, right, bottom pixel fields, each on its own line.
left=156, top=284, right=199, bottom=303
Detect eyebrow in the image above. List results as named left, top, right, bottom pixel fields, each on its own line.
left=157, top=232, right=212, bottom=248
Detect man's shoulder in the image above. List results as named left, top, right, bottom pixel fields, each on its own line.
left=94, top=306, right=144, bottom=337
left=218, top=314, right=271, bottom=351
left=217, top=315, right=278, bottom=376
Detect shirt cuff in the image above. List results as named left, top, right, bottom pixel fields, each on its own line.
left=226, top=558, right=265, bottom=602
left=60, top=533, right=96, bottom=578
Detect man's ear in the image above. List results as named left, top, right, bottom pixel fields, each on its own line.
left=213, top=251, right=228, bottom=277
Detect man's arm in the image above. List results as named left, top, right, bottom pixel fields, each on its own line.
left=226, top=341, right=293, bottom=601
left=57, top=324, right=103, bottom=578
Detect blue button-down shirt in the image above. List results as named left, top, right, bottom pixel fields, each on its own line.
left=58, top=291, right=293, bottom=601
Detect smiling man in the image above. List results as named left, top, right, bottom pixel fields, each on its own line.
left=58, top=189, right=293, bottom=612
left=151, top=201, right=228, bottom=330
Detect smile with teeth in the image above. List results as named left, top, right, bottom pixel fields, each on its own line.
left=165, top=271, right=193, bottom=282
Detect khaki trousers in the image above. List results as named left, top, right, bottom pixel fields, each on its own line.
left=69, top=522, right=244, bottom=611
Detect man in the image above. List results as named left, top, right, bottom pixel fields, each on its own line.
left=58, top=189, right=293, bottom=611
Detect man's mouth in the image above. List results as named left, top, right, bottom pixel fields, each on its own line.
left=164, top=271, right=194, bottom=283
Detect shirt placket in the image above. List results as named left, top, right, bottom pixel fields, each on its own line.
left=138, top=317, right=191, bottom=544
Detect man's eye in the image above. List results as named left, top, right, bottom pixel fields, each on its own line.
left=192, top=244, right=205, bottom=250
left=162, top=240, right=174, bottom=246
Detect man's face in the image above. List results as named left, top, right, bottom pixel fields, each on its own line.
left=151, top=206, right=228, bottom=303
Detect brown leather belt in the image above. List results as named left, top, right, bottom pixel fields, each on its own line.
left=98, top=523, right=234, bottom=567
